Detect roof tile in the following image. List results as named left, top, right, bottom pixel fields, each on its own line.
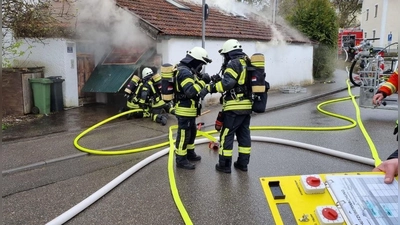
left=116, top=0, right=309, bottom=43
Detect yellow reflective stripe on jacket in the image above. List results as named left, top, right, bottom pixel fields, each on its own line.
left=382, top=82, right=397, bottom=94
left=225, top=68, right=238, bottom=79
left=152, top=99, right=165, bottom=107
left=216, top=82, right=224, bottom=92
left=237, top=58, right=247, bottom=85
left=223, top=99, right=252, bottom=111
left=181, top=77, right=194, bottom=88
left=175, top=106, right=197, bottom=117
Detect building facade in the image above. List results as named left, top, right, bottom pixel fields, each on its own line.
left=360, top=0, right=399, bottom=50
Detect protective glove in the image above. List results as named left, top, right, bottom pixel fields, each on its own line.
left=198, top=87, right=209, bottom=100
left=201, top=73, right=211, bottom=84
left=211, top=74, right=222, bottom=83
left=215, top=111, right=224, bottom=131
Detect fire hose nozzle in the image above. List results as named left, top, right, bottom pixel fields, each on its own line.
left=208, top=141, right=219, bottom=151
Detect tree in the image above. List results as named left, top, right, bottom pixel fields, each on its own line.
left=331, top=0, right=362, bottom=28
left=286, top=0, right=339, bottom=79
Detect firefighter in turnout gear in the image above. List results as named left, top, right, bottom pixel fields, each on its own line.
left=372, top=69, right=398, bottom=106
left=122, top=74, right=151, bottom=120
left=174, top=47, right=212, bottom=170
left=138, top=67, right=175, bottom=126
left=199, top=39, right=252, bottom=173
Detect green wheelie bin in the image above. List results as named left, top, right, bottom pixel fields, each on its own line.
left=29, top=78, right=53, bottom=114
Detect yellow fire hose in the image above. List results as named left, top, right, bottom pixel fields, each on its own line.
left=72, top=79, right=383, bottom=225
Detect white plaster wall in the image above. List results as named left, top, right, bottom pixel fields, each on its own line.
left=13, top=38, right=79, bottom=107
left=158, top=37, right=313, bottom=105
left=159, top=38, right=313, bottom=87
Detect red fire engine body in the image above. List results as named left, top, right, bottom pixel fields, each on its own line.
left=338, top=28, right=363, bottom=55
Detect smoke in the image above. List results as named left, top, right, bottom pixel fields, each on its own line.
left=75, top=0, right=152, bottom=60
left=183, top=0, right=308, bottom=47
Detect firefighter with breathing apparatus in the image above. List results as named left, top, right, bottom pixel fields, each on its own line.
left=199, top=39, right=253, bottom=173
left=173, top=47, right=212, bottom=170
left=137, top=67, right=175, bottom=126
left=122, top=72, right=150, bottom=120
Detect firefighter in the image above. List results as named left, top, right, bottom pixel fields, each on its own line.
left=174, top=47, right=212, bottom=170
left=138, top=67, right=175, bottom=126
left=372, top=69, right=398, bottom=106
left=122, top=74, right=150, bottom=120
left=199, top=39, right=252, bottom=173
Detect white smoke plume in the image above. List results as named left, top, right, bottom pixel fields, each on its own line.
left=183, top=0, right=308, bottom=46
left=75, top=0, right=152, bottom=61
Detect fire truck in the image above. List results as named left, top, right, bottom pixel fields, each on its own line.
left=338, top=28, right=363, bottom=57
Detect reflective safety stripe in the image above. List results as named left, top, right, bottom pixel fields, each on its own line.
left=216, top=82, right=224, bottom=92
left=382, top=82, right=397, bottom=94
left=175, top=129, right=187, bottom=156
left=222, top=149, right=233, bottom=157
left=219, top=128, right=229, bottom=155
left=223, top=99, right=252, bottom=111
left=238, top=59, right=247, bottom=85
left=193, top=83, right=202, bottom=92
left=238, top=146, right=251, bottom=154
left=152, top=99, right=165, bottom=108
left=187, top=143, right=195, bottom=150
left=181, top=77, right=194, bottom=87
left=127, top=101, right=140, bottom=108
left=225, top=68, right=238, bottom=79
left=175, top=107, right=197, bottom=117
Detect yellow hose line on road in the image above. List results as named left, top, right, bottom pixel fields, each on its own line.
left=345, top=79, right=381, bottom=166
left=73, top=79, right=383, bottom=224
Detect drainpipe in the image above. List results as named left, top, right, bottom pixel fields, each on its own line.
left=379, top=0, right=388, bottom=47
left=202, top=0, right=206, bottom=48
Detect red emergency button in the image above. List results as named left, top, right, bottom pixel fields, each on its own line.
left=322, top=208, right=338, bottom=220
left=306, top=176, right=321, bottom=187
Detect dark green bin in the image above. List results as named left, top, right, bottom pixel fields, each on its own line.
left=29, top=78, right=53, bottom=114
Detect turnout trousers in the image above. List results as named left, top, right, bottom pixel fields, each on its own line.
left=175, top=116, right=197, bottom=156
left=219, top=111, right=251, bottom=158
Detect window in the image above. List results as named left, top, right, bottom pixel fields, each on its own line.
left=372, top=30, right=376, bottom=42
left=165, top=0, right=190, bottom=10
left=364, top=32, right=367, bottom=38
left=374, top=4, right=378, bottom=18
left=366, top=9, right=369, bottom=21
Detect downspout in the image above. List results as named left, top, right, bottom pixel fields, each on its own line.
left=379, top=0, right=388, bottom=47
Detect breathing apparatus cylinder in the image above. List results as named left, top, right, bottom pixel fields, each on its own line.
left=250, top=53, right=266, bottom=93
left=160, top=63, right=175, bottom=102
left=124, top=75, right=141, bottom=94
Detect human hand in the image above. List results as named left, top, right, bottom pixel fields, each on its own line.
left=198, top=87, right=209, bottom=99
left=201, top=73, right=211, bottom=84
left=372, top=158, right=398, bottom=184
left=372, top=92, right=384, bottom=105
left=211, top=74, right=222, bottom=83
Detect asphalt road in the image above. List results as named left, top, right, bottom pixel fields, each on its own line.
left=3, top=90, right=398, bottom=225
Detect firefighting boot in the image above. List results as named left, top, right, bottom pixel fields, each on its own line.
left=156, top=114, right=168, bottom=126
left=187, top=149, right=201, bottom=161
left=215, top=155, right=232, bottom=173
left=234, top=153, right=250, bottom=172
left=176, top=155, right=195, bottom=170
